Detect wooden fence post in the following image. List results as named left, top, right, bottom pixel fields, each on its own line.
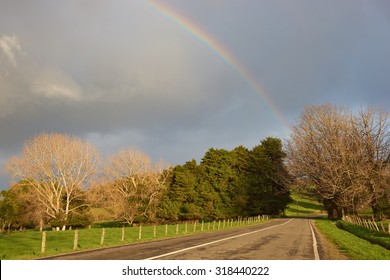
left=372, top=220, right=380, bottom=231
left=73, top=229, right=78, bottom=250
left=213, top=221, right=216, bottom=230
left=138, top=225, right=142, bottom=240
left=185, top=222, right=188, bottom=233
left=193, top=221, right=197, bottom=232
left=218, top=220, right=221, bottom=229
left=380, top=222, right=385, bottom=233
left=165, top=224, right=168, bottom=236
left=201, top=221, right=204, bottom=231
left=176, top=224, right=179, bottom=235
left=100, top=228, right=105, bottom=245
left=122, top=225, right=125, bottom=242
left=41, top=231, right=46, bottom=255
left=154, top=225, right=157, bottom=239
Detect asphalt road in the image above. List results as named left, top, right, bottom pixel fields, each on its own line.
left=43, top=218, right=322, bottom=260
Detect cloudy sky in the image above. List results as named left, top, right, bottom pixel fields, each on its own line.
left=1, top=0, right=389, bottom=189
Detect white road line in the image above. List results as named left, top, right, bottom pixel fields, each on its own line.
left=145, top=219, right=294, bottom=260
left=308, top=220, right=320, bottom=260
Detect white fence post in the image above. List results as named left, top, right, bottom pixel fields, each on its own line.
left=100, top=228, right=105, bottom=245
left=73, top=229, right=78, bottom=250
left=41, top=231, right=46, bottom=255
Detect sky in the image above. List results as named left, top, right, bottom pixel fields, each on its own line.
left=1, top=0, right=389, bottom=189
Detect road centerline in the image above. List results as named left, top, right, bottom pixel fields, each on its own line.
left=145, top=219, right=294, bottom=260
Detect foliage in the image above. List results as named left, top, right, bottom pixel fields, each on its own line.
left=159, top=137, right=291, bottom=220
left=0, top=190, right=18, bottom=231
left=246, top=137, right=292, bottom=216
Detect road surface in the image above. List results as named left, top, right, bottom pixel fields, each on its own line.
left=43, top=218, right=323, bottom=260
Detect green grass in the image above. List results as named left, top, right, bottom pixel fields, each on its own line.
left=0, top=218, right=268, bottom=260
left=285, top=192, right=323, bottom=216
left=315, top=218, right=390, bottom=260
left=336, top=220, right=390, bottom=250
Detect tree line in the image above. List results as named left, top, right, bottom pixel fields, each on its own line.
left=0, top=134, right=290, bottom=231
left=158, top=137, right=291, bottom=221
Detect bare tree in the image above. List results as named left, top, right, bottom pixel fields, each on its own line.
left=355, top=108, right=390, bottom=217
left=101, top=148, right=171, bottom=225
left=5, top=133, right=99, bottom=229
left=286, top=104, right=390, bottom=219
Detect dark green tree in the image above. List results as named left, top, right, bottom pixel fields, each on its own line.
left=0, top=190, right=18, bottom=232
left=199, top=148, right=238, bottom=218
left=159, top=138, right=292, bottom=221
left=247, top=137, right=291, bottom=215
left=230, top=145, right=252, bottom=216
left=159, top=160, right=203, bottom=220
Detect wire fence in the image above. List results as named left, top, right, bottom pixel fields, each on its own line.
left=40, top=215, right=270, bottom=256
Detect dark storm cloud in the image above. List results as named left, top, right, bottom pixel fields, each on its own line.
left=1, top=0, right=389, bottom=188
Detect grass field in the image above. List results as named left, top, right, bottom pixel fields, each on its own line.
left=0, top=217, right=267, bottom=260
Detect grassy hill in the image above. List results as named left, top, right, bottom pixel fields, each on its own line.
left=285, top=192, right=323, bottom=216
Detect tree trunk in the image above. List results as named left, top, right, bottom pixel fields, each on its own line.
left=324, top=199, right=343, bottom=220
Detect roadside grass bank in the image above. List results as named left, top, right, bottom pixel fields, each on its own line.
left=336, top=220, right=390, bottom=250
left=315, top=218, right=390, bottom=260
left=0, top=217, right=269, bottom=260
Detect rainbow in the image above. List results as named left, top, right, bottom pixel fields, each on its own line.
left=144, top=0, right=290, bottom=129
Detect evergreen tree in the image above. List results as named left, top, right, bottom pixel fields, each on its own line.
left=159, top=138, right=292, bottom=221
left=247, top=137, right=291, bottom=215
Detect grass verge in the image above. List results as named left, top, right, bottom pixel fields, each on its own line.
left=336, top=221, right=390, bottom=250
left=315, top=218, right=390, bottom=260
